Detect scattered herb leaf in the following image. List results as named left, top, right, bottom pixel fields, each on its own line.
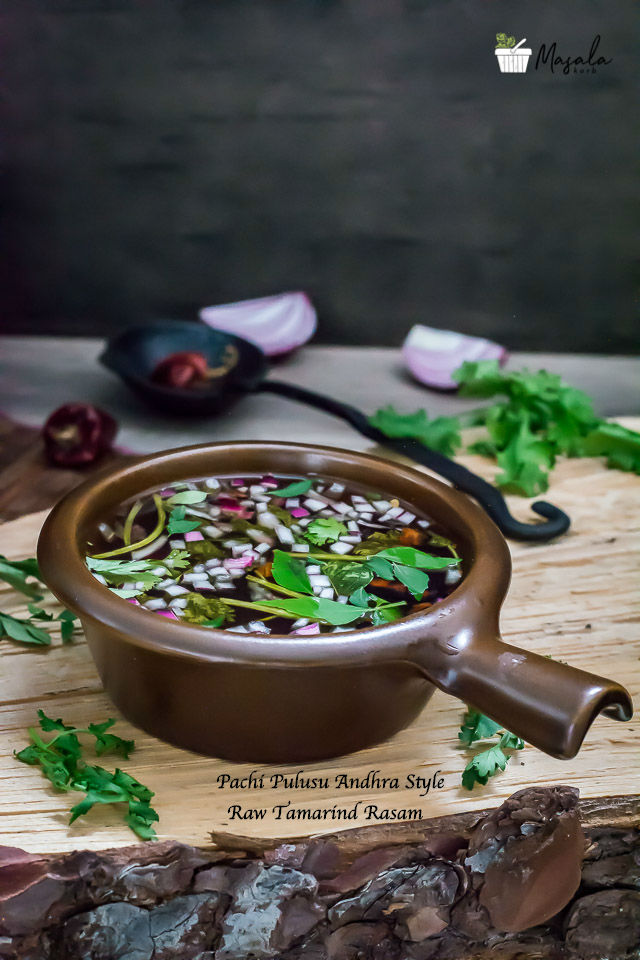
left=0, top=555, right=43, bottom=599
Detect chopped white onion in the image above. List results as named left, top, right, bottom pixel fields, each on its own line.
left=309, top=574, right=331, bottom=587
left=303, top=498, right=325, bottom=512
left=203, top=525, right=223, bottom=538
left=145, top=599, right=167, bottom=611
left=329, top=541, right=353, bottom=554
left=276, top=524, right=295, bottom=545
left=164, top=584, right=190, bottom=597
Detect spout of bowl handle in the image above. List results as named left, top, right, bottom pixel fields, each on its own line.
left=408, top=631, right=633, bottom=760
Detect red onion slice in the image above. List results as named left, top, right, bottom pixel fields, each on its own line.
left=402, top=324, right=508, bottom=391
left=199, top=292, right=317, bottom=357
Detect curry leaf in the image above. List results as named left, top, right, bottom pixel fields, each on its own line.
left=272, top=550, right=313, bottom=595
left=167, top=506, right=201, bottom=535
left=374, top=547, right=459, bottom=570
left=166, top=491, right=208, bottom=506
left=272, top=479, right=313, bottom=497
left=323, top=561, right=373, bottom=596
left=392, top=564, right=429, bottom=599
left=0, top=555, right=43, bottom=599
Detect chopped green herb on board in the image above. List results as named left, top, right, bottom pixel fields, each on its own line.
left=458, top=708, right=526, bottom=790
left=15, top=710, right=157, bottom=839
left=370, top=360, right=640, bottom=497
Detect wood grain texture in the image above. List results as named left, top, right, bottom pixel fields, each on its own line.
left=0, top=424, right=638, bottom=854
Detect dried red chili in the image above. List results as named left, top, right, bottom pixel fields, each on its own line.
left=151, top=350, right=210, bottom=389
left=42, top=404, right=118, bottom=468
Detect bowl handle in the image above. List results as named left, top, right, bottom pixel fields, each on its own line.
left=406, top=623, right=633, bottom=759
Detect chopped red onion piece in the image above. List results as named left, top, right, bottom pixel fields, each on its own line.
left=293, top=622, right=321, bottom=636
left=184, top=531, right=204, bottom=542
left=155, top=609, right=178, bottom=620
left=402, top=324, right=507, bottom=391
left=290, top=507, right=310, bottom=518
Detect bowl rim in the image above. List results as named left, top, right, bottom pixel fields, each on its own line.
left=37, top=441, right=511, bottom=667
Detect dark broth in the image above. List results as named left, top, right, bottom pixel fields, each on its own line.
left=85, top=474, right=464, bottom=635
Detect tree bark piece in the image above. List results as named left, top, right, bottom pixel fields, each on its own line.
left=0, top=788, right=637, bottom=959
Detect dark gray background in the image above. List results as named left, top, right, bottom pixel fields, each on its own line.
left=1, top=0, right=637, bottom=351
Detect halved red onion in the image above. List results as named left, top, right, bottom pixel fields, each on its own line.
left=199, top=292, right=317, bottom=357
left=402, top=324, right=507, bottom=391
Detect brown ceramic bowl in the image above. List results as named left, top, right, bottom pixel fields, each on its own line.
left=37, top=442, right=632, bottom=763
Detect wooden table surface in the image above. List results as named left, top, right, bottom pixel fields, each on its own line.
left=1, top=337, right=638, bottom=454
left=0, top=337, right=638, bottom=855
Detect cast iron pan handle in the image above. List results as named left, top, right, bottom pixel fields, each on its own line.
left=259, top=380, right=570, bottom=542
left=404, top=620, right=634, bottom=759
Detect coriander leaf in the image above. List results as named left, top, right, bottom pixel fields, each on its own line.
left=38, top=709, right=75, bottom=732
left=461, top=743, right=509, bottom=790
left=183, top=594, right=236, bottom=625
left=0, top=613, right=51, bottom=646
left=272, top=550, right=313, bottom=595
left=185, top=540, right=223, bottom=560
left=167, top=506, right=201, bottom=535
left=166, top=490, right=208, bottom=506
left=110, top=588, right=143, bottom=599
left=88, top=719, right=135, bottom=759
left=374, top=547, right=459, bottom=570
left=369, top=407, right=462, bottom=457
left=499, top=731, right=525, bottom=751
left=493, top=412, right=555, bottom=496
left=58, top=610, right=78, bottom=643
left=392, top=564, right=429, bottom=599
left=324, top=561, right=373, bottom=596
left=85, top=557, right=162, bottom=589
left=577, top=421, right=640, bottom=474
left=365, top=555, right=395, bottom=580
left=0, top=555, right=43, bottom=599
left=15, top=713, right=157, bottom=839
left=162, top=549, right=192, bottom=571
left=458, top=709, right=502, bottom=747
left=272, top=479, right=313, bottom=497
left=304, top=517, right=347, bottom=546
left=353, top=531, right=404, bottom=555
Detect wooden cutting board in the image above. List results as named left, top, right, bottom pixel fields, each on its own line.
left=0, top=417, right=638, bottom=854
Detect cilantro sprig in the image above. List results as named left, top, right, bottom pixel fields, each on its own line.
left=15, top=710, right=157, bottom=839
left=370, top=360, right=640, bottom=497
left=458, top=708, right=525, bottom=790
